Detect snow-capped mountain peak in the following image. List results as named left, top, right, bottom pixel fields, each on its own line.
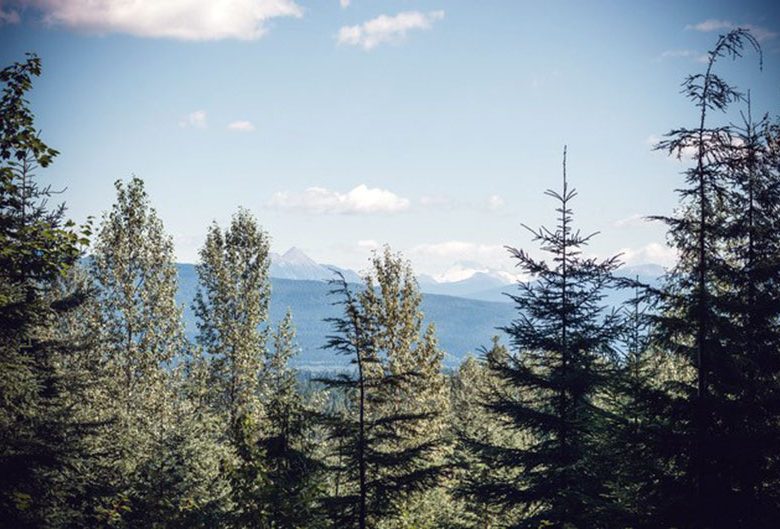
left=282, top=246, right=318, bottom=266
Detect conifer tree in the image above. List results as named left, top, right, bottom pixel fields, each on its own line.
left=652, top=29, right=764, bottom=528
left=258, top=310, right=323, bottom=529
left=193, top=207, right=271, bottom=528
left=318, top=275, right=378, bottom=529
left=452, top=342, right=528, bottom=529
left=318, top=250, right=448, bottom=529
left=600, top=282, right=676, bottom=528
left=0, top=54, right=96, bottom=528
left=468, top=148, right=623, bottom=528
left=711, top=96, right=780, bottom=525
left=358, top=248, right=449, bottom=529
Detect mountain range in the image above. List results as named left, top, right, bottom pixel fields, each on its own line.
left=267, top=248, right=664, bottom=303
left=173, top=248, right=664, bottom=370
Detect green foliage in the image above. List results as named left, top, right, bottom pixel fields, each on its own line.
left=193, top=207, right=272, bottom=527
left=318, top=249, right=449, bottom=529
left=650, top=29, right=777, bottom=529
left=464, top=150, right=624, bottom=528
left=0, top=53, right=98, bottom=528
left=257, top=310, right=324, bottom=529
left=2, top=31, right=780, bottom=529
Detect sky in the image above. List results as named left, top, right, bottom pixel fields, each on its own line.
left=1, top=0, right=779, bottom=280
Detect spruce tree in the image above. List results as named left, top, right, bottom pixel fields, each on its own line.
left=600, top=281, right=676, bottom=528
left=712, top=95, right=780, bottom=526
left=258, top=310, right=323, bottom=529
left=318, top=274, right=378, bottom=529
left=453, top=342, right=528, bottom=529
left=0, top=54, right=96, bottom=528
left=468, top=148, right=623, bottom=528
left=652, top=29, right=764, bottom=528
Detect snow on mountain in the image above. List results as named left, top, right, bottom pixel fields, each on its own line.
left=269, top=247, right=361, bottom=283
left=415, top=261, right=522, bottom=299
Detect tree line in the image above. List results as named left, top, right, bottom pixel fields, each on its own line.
left=1, top=29, right=779, bottom=529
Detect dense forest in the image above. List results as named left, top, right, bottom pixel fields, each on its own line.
left=2, top=29, right=779, bottom=529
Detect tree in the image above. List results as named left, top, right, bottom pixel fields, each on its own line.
left=453, top=341, right=529, bottom=529
left=600, top=281, right=682, bottom=528
left=318, top=274, right=377, bottom=529
left=193, top=207, right=271, bottom=528
left=89, top=176, right=187, bottom=526
left=0, top=53, right=96, bottom=528
left=318, top=250, right=450, bottom=529
left=358, top=248, right=449, bottom=529
left=710, top=94, right=780, bottom=526
left=258, top=310, right=323, bottom=529
left=652, top=29, right=764, bottom=528
left=468, top=148, right=624, bottom=528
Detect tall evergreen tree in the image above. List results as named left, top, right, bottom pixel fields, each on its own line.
left=358, top=248, right=449, bottom=529
left=258, top=310, right=323, bottom=529
left=711, top=95, right=780, bottom=526
left=652, top=29, right=764, bottom=528
left=319, top=250, right=448, bottom=529
left=193, top=207, right=271, bottom=528
left=467, top=148, right=623, bottom=528
left=0, top=53, right=96, bottom=528
left=453, top=341, right=529, bottom=529
left=318, top=274, right=377, bottom=529
left=600, top=281, right=679, bottom=528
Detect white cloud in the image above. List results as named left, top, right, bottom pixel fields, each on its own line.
left=613, top=213, right=652, bottom=229
left=15, top=0, right=303, bottom=40
left=487, top=194, right=505, bottom=211
left=0, top=7, right=20, bottom=24
left=686, top=19, right=733, bottom=33
left=269, top=184, right=411, bottom=214
left=339, top=0, right=350, bottom=8
left=357, top=239, right=378, bottom=249
left=227, top=120, right=255, bottom=132
left=618, top=242, right=677, bottom=267
left=337, top=10, right=444, bottom=50
left=179, top=110, right=207, bottom=129
left=685, top=19, right=777, bottom=42
left=658, top=49, right=708, bottom=63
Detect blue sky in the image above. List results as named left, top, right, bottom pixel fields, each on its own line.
left=1, top=0, right=778, bottom=279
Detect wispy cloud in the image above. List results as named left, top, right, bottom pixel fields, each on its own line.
left=337, top=10, right=444, bottom=50
left=13, top=0, right=303, bottom=40
left=613, top=213, right=653, bottom=229
left=269, top=184, right=411, bottom=214
left=657, top=49, right=708, bottom=63
left=339, top=0, right=350, bottom=8
left=227, top=120, right=255, bottom=132
left=419, top=195, right=452, bottom=209
left=0, top=7, right=20, bottom=25
left=685, top=19, right=778, bottom=42
left=179, top=110, right=207, bottom=129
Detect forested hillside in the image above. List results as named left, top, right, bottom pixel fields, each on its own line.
left=177, top=266, right=515, bottom=369
left=2, top=28, right=779, bottom=529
